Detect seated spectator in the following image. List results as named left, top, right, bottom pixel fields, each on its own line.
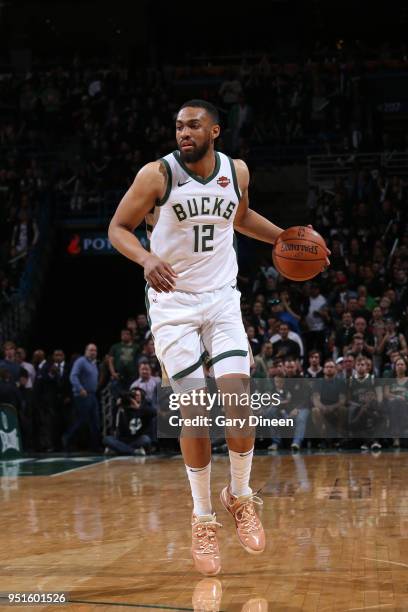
left=265, top=315, right=280, bottom=339
left=354, top=296, right=372, bottom=323
left=103, top=387, right=156, bottom=456
left=278, top=289, right=302, bottom=333
left=271, top=322, right=301, bottom=361
left=384, top=356, right=408, bottom=448
left=334, top=311, right=355, bottom=357
left=352, top=317, right=375, bottom=355
left=267, top=359, right=284, bottom=379
left=304, top=283, right=329, bottom=354
left=345, top=297, right=360, bottom=318
left=268, top=358, right=311, bottom=451
left=130, top=362, right=160, bottom=403
left=372, top=321, right=386, bottom=375
left=369, top=306, right=385, bottom=333
left=269, top=297, right=300, bottom=333
left=247, top=325, right=261, bottom=356
left=357, top=284, right=377, bottom=312
left=312, top=359, right=347, bottom=446
left=252, top=341, right=274, bottom=378
left=382, top=350, right=402, bottom=378
left=347, top=357, right=383, bottom=451
left=250, top=301, right=267, bottom=337
left=304, top=350, right=324, bottom=378
left=346, top=334, right=373, bottom=360
left=270, top=320, right=304, bottom=360
left=377, top=319, right=408, bottom=368
left=379, top=296, right=394, bottom=320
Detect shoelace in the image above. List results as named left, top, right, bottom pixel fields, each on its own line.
left=234, top=493, right=263, bottom=533
left=193, top=519, right=222, bottom=554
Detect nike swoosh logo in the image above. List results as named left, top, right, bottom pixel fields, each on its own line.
left=178, top=179, right=191, bottom=187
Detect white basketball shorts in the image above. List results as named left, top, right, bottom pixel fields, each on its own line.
left=146, top=282, right=250, bottom=391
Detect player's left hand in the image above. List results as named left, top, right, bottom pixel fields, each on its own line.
left=306, top=224, right=331, bottom=267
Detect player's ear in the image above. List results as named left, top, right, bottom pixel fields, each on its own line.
left=211, top=124, right=221, bottom=141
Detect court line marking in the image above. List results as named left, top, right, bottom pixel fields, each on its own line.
left=362, top=556, right=408, bottom=569
left=0, top=458, right=32, bottom=463
left=50, top=458, right=114, bottom=477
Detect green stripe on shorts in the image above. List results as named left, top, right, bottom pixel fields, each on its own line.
left=207, top=349, right=248, bottom=368
left=172, top=351, right=208, bottom=381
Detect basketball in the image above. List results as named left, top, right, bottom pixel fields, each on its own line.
left=272, top=226, right=328, bottom=281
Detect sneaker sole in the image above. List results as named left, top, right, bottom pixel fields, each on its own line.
left=219, top=490, right=265, bottom=555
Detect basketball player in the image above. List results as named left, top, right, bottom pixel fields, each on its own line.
left=109, top=100, right=328, bottom=575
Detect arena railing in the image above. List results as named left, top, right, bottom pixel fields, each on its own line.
left=307, top=151, right=408, bottom=187
left=101, top=382, right=115, bottom=437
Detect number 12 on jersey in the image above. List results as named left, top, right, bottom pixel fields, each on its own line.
left=193, top=224, right=214, bottom=252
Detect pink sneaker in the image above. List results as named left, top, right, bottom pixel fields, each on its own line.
left=191, top=513, right=222, bottom=576
left=220, top=486, right=265, bottom=554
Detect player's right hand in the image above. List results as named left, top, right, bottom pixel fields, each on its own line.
left=144, top=254, right=178, bottom=292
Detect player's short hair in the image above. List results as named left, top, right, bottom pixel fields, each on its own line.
left=178, top=99, right=220, bottom=124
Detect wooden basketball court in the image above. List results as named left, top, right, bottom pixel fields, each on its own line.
left=1, top=451, right=408, bottom=611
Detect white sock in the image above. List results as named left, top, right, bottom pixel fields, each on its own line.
left=229, top=448, right=253, bottom=497
left=185, top=462, right=212, bottom=516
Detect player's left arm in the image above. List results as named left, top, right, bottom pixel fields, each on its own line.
left=233, top=159, right=283, bottom=244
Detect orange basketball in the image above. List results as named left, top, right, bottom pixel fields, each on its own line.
left=272, top=226, right=328, bottom=281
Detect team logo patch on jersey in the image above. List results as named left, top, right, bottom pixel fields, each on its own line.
left=217, top=176, right=230, bottom=188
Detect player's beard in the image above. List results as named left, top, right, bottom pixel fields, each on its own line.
left=179, top=137, right=211, bottom=163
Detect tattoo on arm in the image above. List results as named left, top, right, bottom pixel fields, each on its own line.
left=159, top=160, right=168, bottom=181
left=157, top=161, right=168, bottom=203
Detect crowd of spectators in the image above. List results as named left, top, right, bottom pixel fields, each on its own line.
left=0, top=316, right=160, bottom=455
left=1, top=168, right=408, bottom=456
left=1, top=50, right=408, bottom=455
left=1, top=49, right=401, bottom=222
left=0, top=52, right=349, bottom=315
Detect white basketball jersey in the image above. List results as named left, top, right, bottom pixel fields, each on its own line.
left=146, top=150, right=241, bottom=292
